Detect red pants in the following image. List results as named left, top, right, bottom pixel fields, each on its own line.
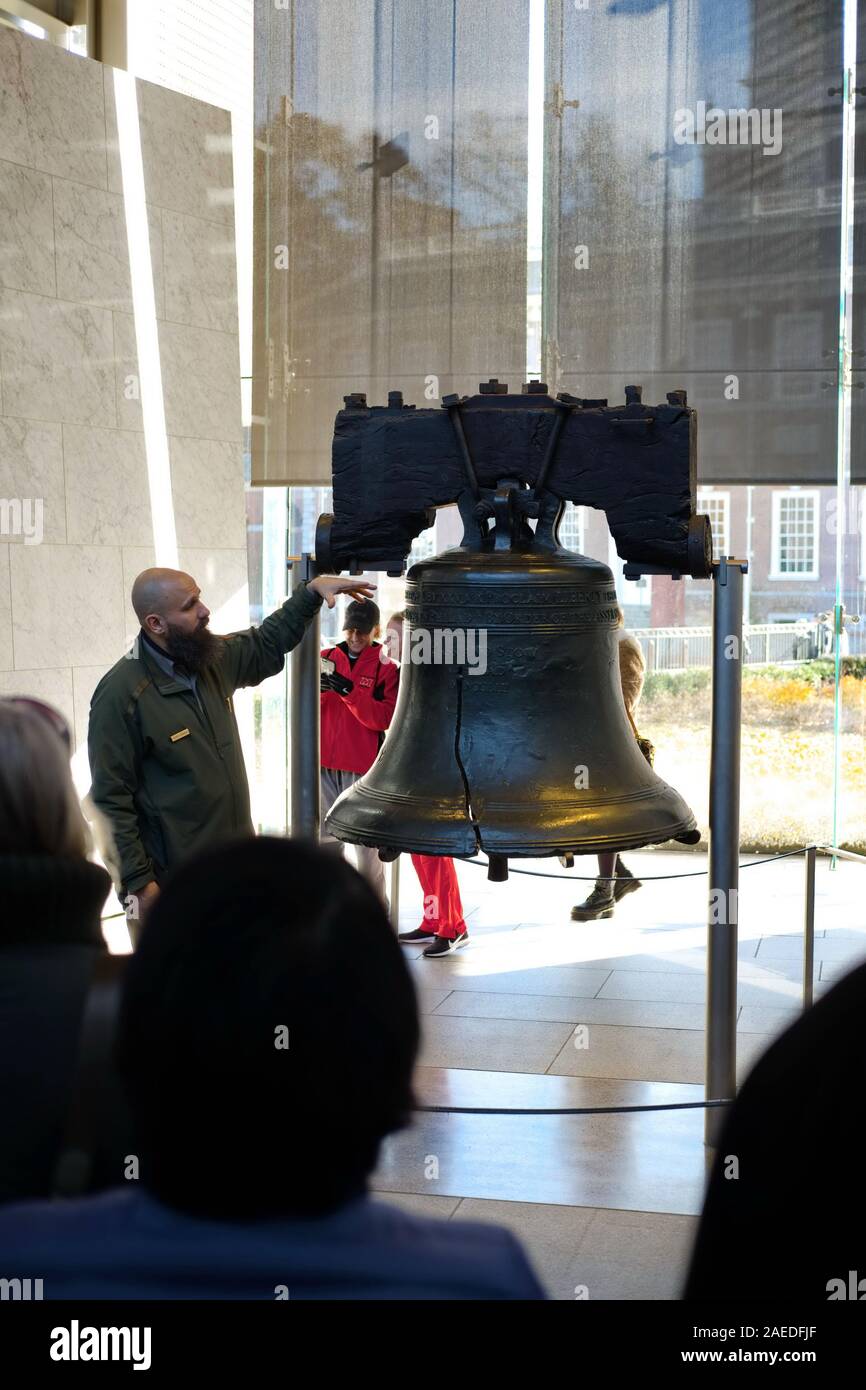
left=410, top=855, right=466, bottom=940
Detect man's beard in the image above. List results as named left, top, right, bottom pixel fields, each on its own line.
left=163, top=621, right=222, bottom=676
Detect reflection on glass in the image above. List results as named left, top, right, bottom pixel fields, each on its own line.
left=253, top=0, right=531, bottom=485
left=544, top=0, right=851, bottom=488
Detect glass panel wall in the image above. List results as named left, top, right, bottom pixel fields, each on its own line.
left=542, top=0, right=864, bottom=855
left=252, top=0, right=531, bottom=485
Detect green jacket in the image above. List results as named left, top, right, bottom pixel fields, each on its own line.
left=87, top=584, right=322, bottom=897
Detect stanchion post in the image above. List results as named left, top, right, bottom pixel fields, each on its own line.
left=803, top=844, right=816, bottom=1010
left=389, top=855, right=401, bottom=930
left=289, top=554, right=321, bottom=841
left=705, top=556, right=747, bottom=1148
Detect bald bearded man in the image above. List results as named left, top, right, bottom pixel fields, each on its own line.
left=88, top=567, right=374, bottom=929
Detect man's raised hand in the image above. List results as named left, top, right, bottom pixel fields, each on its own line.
left=306, top=575, right=377, bottom=610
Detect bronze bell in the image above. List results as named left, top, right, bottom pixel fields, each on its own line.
left=322, top=461, right=700, bottom=878
left=325, top=513, right=699, bottom=880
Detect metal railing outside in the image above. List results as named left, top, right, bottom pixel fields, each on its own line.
left=637, top=623, right=820, bottom=673
left=637, top=623, right=866, bottom=673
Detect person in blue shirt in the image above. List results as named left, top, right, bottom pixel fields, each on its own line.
left=0, top=836, right=544, bottom=1301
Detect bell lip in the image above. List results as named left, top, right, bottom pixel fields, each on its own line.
left=326, top=783, right=697, bottom=836
left=324, top=816, right=700, bottom=858
left=474, top=820, right=699, bottom=856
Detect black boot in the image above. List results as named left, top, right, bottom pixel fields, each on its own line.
left=613, top=857, right=642, bottom=903
left=571, top=878, right=615, bottom=921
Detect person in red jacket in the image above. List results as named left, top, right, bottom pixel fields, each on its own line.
left=384, top=611, right=470, bottom=958
left=320, top=601, right=399, bottom=902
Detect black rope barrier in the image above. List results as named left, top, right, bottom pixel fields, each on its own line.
left=100, top=842, right=840, bottom=922
left=414, top=1098, right=734, bottom=1117
left=454, top=844, right=819, bottom=883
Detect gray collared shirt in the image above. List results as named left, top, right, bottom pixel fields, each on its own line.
left=139, top=631, right=202, bottom=709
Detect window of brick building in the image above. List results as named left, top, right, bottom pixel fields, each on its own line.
left=771, top=490, right=820, bottom=579
left=697, top=491, right=730, bottom=562
left=558, top=503, right=584, bottom=554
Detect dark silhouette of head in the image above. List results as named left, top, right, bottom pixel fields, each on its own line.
left=116, top=837, right=419, bottom=1219
left=0, top=701, right=86, bottom=856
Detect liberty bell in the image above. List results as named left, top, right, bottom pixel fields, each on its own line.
left=325, top=449, right=699, bottom=880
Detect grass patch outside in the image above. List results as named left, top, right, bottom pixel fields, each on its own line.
left=640, top=661, right=866, bottom=853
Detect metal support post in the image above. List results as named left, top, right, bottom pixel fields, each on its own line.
left=803, top=845, right=817, bottom=1009
left=289, top=554, right=321, bottom=842
left=389, top=856, right=401, bottom=930
left=705, top=556, right=747, bottom=1147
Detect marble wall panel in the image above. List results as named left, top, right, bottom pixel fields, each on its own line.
left=0, top=418, right=65, bottom=544
left=62, top=424, right=151, bottom=548
left=0, top=665, right=75, bottom=733
left=162, top=209, right=238, bottom=334
left=0, top=158, right=55, bottom=296
left=9, top=543, right=125, bottom=671
left=158, top=319, right=242, bottom=443
left=53, top=177, right=165, bottom=316
left=105, top=70, right=234, bottom=227
left=0, top=29, right=107, bottom=188
left=0, top=287, right=116, bottom=427
left=0, top=27, right=248, bottom=779
left=0, top=543, right=11, bottom=668
left=110, top=310, right=143, bottom=431
left=178, top=549, right=250, bottom=633
left=113, top=313, right=243, bottom=442
left=169, top=437, right=247, bottom=550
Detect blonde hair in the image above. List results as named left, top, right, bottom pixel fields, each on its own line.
left=0, top=703, right=89, bottom=857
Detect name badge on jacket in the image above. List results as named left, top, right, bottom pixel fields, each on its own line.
left=170, top=728, right=191, bottom=743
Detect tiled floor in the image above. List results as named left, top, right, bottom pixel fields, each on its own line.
left=378, top=1191, right=698, bottom=1301
left=369, top=849, right=866, bottom=1299
left=375, top=1069, right=709, bottom=1215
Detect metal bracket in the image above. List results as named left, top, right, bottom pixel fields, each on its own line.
left=623, top=563, right=685, bottom=581
left=712, top=555, right=749, bottom=587
left=545, top=83, right=581, bottom=118
left=346, top=558, right=406, bottom=577
left=287, top=553, right=318, bottom=584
